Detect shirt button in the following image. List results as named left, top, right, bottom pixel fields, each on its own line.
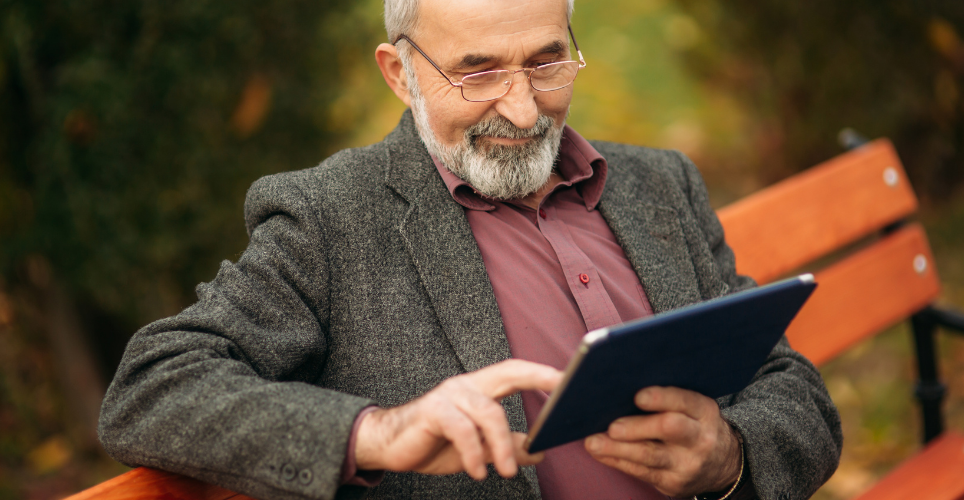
left=579, top=273, right=590, bottom=284
left=539, top=208, right=547, bottom=219
left=298, top=468, right=313, bottom=485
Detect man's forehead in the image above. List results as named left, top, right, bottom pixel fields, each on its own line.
left=418, top=0, right=570, bottom=61
left=420, top=0, right=569, bottom=23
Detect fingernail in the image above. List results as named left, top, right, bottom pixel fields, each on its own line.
left=609, top=421, right=625, bottom=438
left=500, top=464, right=518, bottom=478
left=586, top=436, right=602, bottom=452
left=636, top=390, right=651, bottom=407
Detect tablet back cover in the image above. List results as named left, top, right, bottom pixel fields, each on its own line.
left=526, top=276, right=816, bottom=453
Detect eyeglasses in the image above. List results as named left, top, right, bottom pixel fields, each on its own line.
left=393, top=25, right=587, bottom=103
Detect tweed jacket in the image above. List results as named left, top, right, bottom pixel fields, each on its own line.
left=99, top=110, right=842, bottom=500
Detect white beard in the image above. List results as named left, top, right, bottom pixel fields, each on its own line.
left=406, top=68, right=565, bottom=200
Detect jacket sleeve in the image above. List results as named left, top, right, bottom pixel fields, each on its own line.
left=98, top=172, right=374, bottom=500
left=677, top=152, right=844, bottom=500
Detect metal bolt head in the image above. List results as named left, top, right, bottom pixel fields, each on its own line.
left=282, top=463, right=296, bottom=481
left=913, top=254, right=928, bottom=275
left=883, top=167, right=899, bottom=187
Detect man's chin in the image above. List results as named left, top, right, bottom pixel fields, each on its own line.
left=481, top=179, right=552, bottom=202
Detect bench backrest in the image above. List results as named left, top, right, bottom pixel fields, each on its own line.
left=717, top=139, right=942, bottom=366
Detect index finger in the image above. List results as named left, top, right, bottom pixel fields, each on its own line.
left=470, top=359, right=562, bottom=399
left=634, top=386, right=715, bottom=420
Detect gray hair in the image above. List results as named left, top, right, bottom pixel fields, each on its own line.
left=384, top=0, right=575, bottom=44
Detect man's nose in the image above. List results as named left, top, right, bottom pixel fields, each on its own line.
left=493, top=71, right=539, bottom=130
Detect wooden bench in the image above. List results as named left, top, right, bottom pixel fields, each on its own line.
left=65, top=467, right=256, bottom=500
left=67, top=139, right=964, bottom=499
left=718, top=137, right=964, bottom=500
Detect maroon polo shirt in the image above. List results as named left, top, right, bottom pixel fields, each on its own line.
left=433, top=126, right=667, bottom=500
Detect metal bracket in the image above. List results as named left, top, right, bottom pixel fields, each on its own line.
left=914, top=380, right=947, bottom=402
left=911, top=308, right=945, bottom=443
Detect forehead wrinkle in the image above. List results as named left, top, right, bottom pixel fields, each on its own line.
left=453, top=53, right=496, bottom=70
left=448, top=39, right=566, bottom=71
left=424, top=0, right=569, bottom=38
left=512, top=35, right=569, bottom=66
left=532, top=40, right=567, bottom=57
left=422, top=3, right=570, bottom=69
left=444, top=30, right=569, bottom=71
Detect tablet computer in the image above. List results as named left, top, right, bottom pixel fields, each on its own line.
left=524, top=274, right=817, bottom=453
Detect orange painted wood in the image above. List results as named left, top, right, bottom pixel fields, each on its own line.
left=785, top=224, right=941, bottom=367
left=852, top=430, right=964, bottom=500
left=718, top=139, right=918, bottom=284
left=64, top=467, right=256, bottom=500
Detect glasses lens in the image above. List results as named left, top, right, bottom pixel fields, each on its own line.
left=530, top=62, right=580, bottom=91
left=461, top=71, right=511, bottom=102
left=458, top=61, right=582, bottom=102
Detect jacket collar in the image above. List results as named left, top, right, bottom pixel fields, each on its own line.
left=383, top=110, right=436, bottom=205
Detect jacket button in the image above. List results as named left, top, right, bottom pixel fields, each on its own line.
left=298, top=468, right=313, bottom=485
left=282, top=463, right=296, bottom=481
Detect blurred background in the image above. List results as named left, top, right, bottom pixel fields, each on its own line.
left=1, top=0, right=962, bottom=498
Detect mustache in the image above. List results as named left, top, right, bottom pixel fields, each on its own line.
left=466, top=114, right=555, bottom=146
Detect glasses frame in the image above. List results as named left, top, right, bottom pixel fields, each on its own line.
left=393, top=25, right=587, bottom=103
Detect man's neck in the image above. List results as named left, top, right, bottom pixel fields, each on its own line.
left=517, top=171, right=565, bottom=210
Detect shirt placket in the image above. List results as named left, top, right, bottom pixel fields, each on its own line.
left=536, top=203, right=622, bottom=332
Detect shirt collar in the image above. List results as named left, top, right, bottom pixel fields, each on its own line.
left=432, top=125, right=608, bottom=212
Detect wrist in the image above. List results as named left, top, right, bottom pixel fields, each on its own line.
left=721, top=426, right=744, bottom=487
left=696, top=429, right=745, bottom=500
left=354, top=407, right=387, bottom=471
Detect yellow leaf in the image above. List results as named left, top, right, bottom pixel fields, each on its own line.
left=231, top=73, right=273, bottom=139
left=26, top=436, right=72, bottom=475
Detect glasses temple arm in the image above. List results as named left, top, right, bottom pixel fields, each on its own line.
left=567, top=25, right=586, bottom=66
left=392, top=35, right=460, bottom=85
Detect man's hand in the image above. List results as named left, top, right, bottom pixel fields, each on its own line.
left=584, top=386, right=742, bottom=498
left=354, top=359, right=562, bottom=480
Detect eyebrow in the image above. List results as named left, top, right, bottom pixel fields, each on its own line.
left=450, top=39, right=568, bottom=71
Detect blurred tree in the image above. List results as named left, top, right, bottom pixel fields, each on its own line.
left=676, top=0, right=964, bottom=202
left=0, top=0, right=378, bottom=377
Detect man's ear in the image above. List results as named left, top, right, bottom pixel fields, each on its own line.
left=375, top=43, right=412, bottom=107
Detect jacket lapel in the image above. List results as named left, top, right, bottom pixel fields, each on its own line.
left=383, top=112, right=538, bottom=495
left=384, top=111, right=513, bottom=375
left=597, top=169, right=704, bottom=314
left=382, top=112, right=535, bottom=442
left=396, top=171, right=514, bottom=375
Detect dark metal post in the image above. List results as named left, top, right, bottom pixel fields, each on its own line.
left=910, top=307, right=946, bottom=443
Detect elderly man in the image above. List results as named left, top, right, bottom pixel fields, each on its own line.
left=99, top=0, right=842, bottom=499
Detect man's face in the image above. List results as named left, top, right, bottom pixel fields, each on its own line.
left=404, top=0, right=574, bottom=199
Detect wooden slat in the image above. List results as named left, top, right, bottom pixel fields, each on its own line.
left=718, top=139, right=918, bottom=284
left=64, top=467, right=256, bottom=500
left=785, top=224, right=941, bottom=366
left=852, top=430, right=964, bottom=500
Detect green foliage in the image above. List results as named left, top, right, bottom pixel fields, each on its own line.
left=677, top=0, right=964, bottom=200
left=0, top=0, right=372, bottom=335
left=566, top=0, right=706, bottom=146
